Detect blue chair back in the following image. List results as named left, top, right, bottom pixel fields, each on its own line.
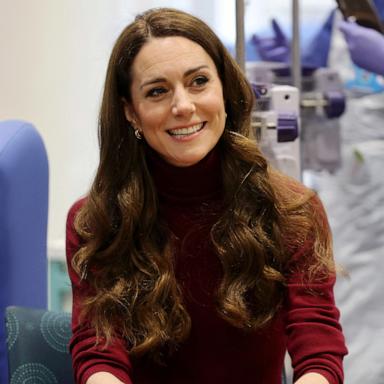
left=0, top=120, right=49, bottom=382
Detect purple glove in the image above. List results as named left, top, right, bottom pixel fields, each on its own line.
left=252, top=19, right=290, bottom=62
left=339, top=20, right=384, bottom=75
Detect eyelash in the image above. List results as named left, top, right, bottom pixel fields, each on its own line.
left=146, top=87, right=167, bottom=98
left=145, top=75, right=210, bottom=99
left=192, top=75, right=209, bottom=87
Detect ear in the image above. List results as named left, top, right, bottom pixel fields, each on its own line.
left=122, top=98, right=137, bottom=124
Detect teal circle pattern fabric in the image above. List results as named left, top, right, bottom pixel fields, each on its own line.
left=5, top=310, right=19, bottom=351
left=40, top=311, right=71, bottom=353
left=10, top=363, right=58, bottom=384
left=5, top=307, right=75, bottom=384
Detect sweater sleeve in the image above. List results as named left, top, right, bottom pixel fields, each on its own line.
left=66, top=199, right=133, bottom=384
left=284, top=196, right=348, bottom=384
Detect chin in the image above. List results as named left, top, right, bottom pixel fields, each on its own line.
left=172, top=153, right=207, bottom=167
left=173, top=159, right=201, bottom=167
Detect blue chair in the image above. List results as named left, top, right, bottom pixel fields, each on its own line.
left=5, top=306, right=74, bottom=383
left=0, top=120, right=49, bottom=383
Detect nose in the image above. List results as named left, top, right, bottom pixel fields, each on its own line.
left=171, top=86, right=196, bottom=116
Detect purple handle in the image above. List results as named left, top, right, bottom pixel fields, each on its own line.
left=324, top=91, right=346, bottom=119
left=277, top=114, right=299, bottom=142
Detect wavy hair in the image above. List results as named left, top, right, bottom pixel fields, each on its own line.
left=72, top=7, right=334, bottom=362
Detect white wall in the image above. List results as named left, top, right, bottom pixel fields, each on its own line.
left=0, top=0, right=219, bottom=259
left=1, top=1, right=112, bottom=258
left=0, top=0, right=335, bottom=259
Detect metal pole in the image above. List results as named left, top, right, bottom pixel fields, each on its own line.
left=292, top=0, right=301, bottom=90
left=292, top=0, right=303, bottom=181
left=236, top=0, right=245, bottom=72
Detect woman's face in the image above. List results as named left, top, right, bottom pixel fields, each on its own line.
left=125, top=36, right=226, bottom=167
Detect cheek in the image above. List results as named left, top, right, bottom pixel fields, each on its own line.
left=201, top=91, right=225, bottom=117
left=136, top=104, right=166, bottom=131
left=212, top=99, right=226, bottom=125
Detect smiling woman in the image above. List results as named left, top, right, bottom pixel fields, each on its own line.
left=123, top=36, right=226, bottom=167
left=65, top=7, right=347, bottom=384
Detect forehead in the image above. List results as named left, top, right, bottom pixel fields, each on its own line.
left=131, top=36, right=217, bottom=81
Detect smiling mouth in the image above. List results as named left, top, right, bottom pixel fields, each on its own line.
left=167, top=122, right=205, bottom=137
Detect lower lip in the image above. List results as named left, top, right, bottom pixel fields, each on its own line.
left=168, top=123, right=206, bottom=142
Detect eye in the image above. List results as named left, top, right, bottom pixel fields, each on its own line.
left=146, top=87, right=168, bottom=98
left=192, top=75, right=209, bottom=87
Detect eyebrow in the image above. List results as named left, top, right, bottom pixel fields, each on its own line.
left=139, top=65, right=210, bottom=90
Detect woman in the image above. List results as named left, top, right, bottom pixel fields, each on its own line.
left=66, top=8, right=347, bottom=384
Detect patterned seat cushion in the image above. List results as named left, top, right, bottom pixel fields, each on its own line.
left=5, top=306, right=74, bottom=384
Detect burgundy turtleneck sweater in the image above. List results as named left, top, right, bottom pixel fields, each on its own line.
left=66, top=147, right=347, bottom=384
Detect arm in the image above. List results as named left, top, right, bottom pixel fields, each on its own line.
left=285, top=195, right=348, bottom=384
left=86, top=372, right=125, bottom=384
left=339, top=20, right=384, bottom=75
left=66, top=200, right=133, bottom=384
left=295, top=372, right=329, bottom=384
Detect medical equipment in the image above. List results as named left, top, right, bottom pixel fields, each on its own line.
left=250, top=82, right=301, bottom=180
left=242, top=0, right=346, bottom=176
left=247, top=62, right=345, bottom=174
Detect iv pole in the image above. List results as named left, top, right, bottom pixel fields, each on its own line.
left=235, top=0, right=245, bottom=72
left=292, top=0, right=302, bottom=90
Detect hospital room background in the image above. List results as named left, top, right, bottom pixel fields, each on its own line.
left=1, top=0, right=384, bottom=383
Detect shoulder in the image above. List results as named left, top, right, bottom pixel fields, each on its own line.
left=271, top=171, right=331, bottom=248
left=66, top=197, right=87, bottom=261
left=284, top=175, right=330, bottom=234
left=269, top=168, right=317, bottom=207
left=66, top=197, right=87, bottom=232
left=67, top=197, right=87, bottom=223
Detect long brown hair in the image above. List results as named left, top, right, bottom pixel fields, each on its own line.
left=72, top=7, right=334, bottom=362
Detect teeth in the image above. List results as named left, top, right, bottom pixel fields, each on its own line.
left=168, top=123, right=204, bottom=136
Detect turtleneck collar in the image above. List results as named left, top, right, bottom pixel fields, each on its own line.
left=145, top=145, right=223, bottom=205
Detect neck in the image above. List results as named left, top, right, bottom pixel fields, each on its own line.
left=145, top=146, right=223, bottom=204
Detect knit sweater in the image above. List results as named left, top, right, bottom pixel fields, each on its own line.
left=66, top=147, right=347, bottom=384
